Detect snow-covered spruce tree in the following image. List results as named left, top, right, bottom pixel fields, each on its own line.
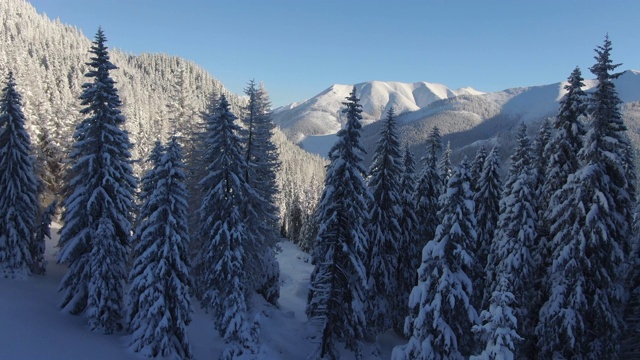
left=395, top=145, right=419, bottom=335
left=306, top=87, right=370, bottom=360
left=533, top=118, right=551, bottom=198
left=194, top=94, right=257, bottom=354
left=537, top=36, right=634, bottom=360
left=0, top=71, right=39, bottom=278
left=415, top=127, right=442, bottom=251
left=31, top=200, right=57, bottom=275
left=438, top=140, right=452, bottom=196
left=469, top=145, right=487, bottom=193
left=365, top=107, right=403, bottom=338
left=485, top=122, right=537, bottom=358
left=128, top=136, right=193, bottom=359
left=538, top=67, right=587, bottom=260
left=131, top=141, right=165, bottom=248
left=393, top=160, right=479, bottom=360
left=57, top=29, right=137, bottom=332
left=471, top=274, right=522, bottom=360
left=241, top=80, right=281, bottom=305
left=535, top=68, right=588, bottom=353
left=473, top=146, right=502, bottom=308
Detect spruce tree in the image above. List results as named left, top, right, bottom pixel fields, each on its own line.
left=242, top=80, right=281, bottom=305
left=393, top=161, right=478, bottom=360
left=194, top=95, right=256, bottom=353
left=306, top=87, right=370, bottom=359
left=471, top=274, right=522, bottom=360
left=395, top=145, right=419, bottom=335
left=366, top=107, right=403, bottom=338
left=537, top=36, right=634, bottom=359
left=470, top=145, right=487, bottom=193
left=415, top=127, right=442, bottom=250
left=57, top=29, right=137, bottom=332
left=132, top=141, right=165, bottom=248
left=539, top=67, right=587, bottom=260
left=438, top=140, right=452, bottom=195
left=473, top=146, right=502, bottom=303
left=0, top=71, right=39, bottom=278
left=129, top=136, right=193, bottom=359
left=533, top=118, right=552, bottom=198
left=535, top=68, right=588, bottom=356
left=486, top=123, right=537, bottom=358
left=32, top=200, right=57, bottom=275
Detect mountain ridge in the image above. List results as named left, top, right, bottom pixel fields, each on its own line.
left=273, top=70, right=640, bottom=159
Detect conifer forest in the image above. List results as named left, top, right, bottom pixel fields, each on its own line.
left=3, top=1, right=640, bottom=359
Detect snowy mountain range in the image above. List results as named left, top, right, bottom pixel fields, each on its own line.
left=274, top=70, right=640, bottom=160
left=273, top=81, right=483, bottom=143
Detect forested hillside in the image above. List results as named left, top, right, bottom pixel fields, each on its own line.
left=0, top=0, right=327, bottom=229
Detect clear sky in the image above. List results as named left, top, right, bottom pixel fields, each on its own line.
left=27, top=0, right=640, bottom=107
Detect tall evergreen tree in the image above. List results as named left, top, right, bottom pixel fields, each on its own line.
left=242, top=80, right=281, bottom=305
left=306, top=87, right=370, bottom=359
left=470, top=145, right=487, bottom=193
left=485, top=123, right=537, bottom=358
left=32, top=200, right=57, bottom=275
left=535, top=68, right=588, bottom=354
left=473, top=146, right=502, bottom=304
left=533, top=118, right=552, bottom=198
left=366, top=107, right=403, bottom=338
left=128, top=136, right=193, bottom=359
left=0, top=71, right=39, bottom=278
left=393, top=161, right=478, bottom=360
left=537, top=36, right=634, bottom=359
left=57, top=29, right=137, bottom=333
left=471, top=274, right=522, bottom=360
left=438, top=141, right=452, bottom=195
left=415, top=127, right=442, bottom=250
left=539, top=67, right=587, bottom=254
left=132, top=141, right=165, bottom=248
left=395, top=145, right=419, bottom=335
left=194, top=95, right=258, bottom=354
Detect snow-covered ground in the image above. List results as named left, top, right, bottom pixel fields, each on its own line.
left=0, top=224, right=403, bottom=359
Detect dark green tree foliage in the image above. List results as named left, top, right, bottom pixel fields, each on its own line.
left=128, top=137, right=193, bottom=359
left=132, top=141, right=165, bottom=248
left=395, top=145, right=419, bottom=335
left=194, top=95, right=257, bottom=353
left=0, top=71, right=39, bottom=278
left=306, top=87, right=370, bottom=360
left=535, top=69, right=588, bottom=346
left=533, top=118, right=552, bottom=198
left=195, top=95, right=257, bottom=354
left=539, top=67, right=587, bottom=255
left=470, top=145, right=487, bottom=193
left=32, top=200, right=57, bottom=275
left=57, top=29, right=137, bottom=333
left=242, top=80, right=281, bottom=305
left=393, top=160, right=478, bottom=360
left=438, top=141, right=453, bottom=196
left=538, top=36, right=634, bottom=359
left=415, top=127, right=442, bottom=250
left=486, top=123, right=537, bottom=358
left=473, top=146, right=502, bottom=305
left=366, top=107, right=403, bottom=337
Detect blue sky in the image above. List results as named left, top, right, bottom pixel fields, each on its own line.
left=28, top=0, right=640, bottom=107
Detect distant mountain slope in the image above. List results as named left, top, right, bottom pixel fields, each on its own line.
left=275, top=70, right=640, bottom=159
left=273, top=81, right=482, bottom=143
